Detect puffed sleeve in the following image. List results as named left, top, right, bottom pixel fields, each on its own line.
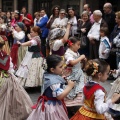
left=94, top=89, right=113, bottom=114
left=50, top=83, right=64, bottom=97
left=53, top=39, right=64, bottom=51
left=64, top=51, right=74, bottom=65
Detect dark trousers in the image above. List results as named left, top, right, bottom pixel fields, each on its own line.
left=89, top=40, right=100, bottom=59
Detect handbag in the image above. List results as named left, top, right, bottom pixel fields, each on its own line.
left=80, top=33, right=87, bottom=48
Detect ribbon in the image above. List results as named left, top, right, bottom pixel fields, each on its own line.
left=67, top=40, right=73, bottom=46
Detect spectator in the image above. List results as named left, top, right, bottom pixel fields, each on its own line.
left=103, top=2, right=116, bottom=36
left=99, top=27, right=111, bottom=62
left=34, top=12, right=41, bottom=26
left=109, top=11, right=120, bottom=70
left=77, top=11, right=92, bottom=57
left=83, top=4, right=94, bottom=23
left=36, top=8, right=49, bottom=57
left=46, top=5, right=60, bottom=29
left=68, top=7, right=79, bottom=36
left=87, top=10, right=108, bottom=59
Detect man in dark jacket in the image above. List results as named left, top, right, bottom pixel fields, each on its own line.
left=103, top=2, right=116, bottom=36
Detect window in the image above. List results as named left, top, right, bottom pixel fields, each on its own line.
left=2, top=0, right=13, bottom=12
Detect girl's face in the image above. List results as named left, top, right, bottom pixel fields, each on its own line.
left=51, top=61, right=64, bottom=76
left=100, top=65, right=110, bottom=82
left=30, top=29, right=38, bottom=37
left=59, top=12, right=65, bottom=19
left=0, top=18, right=4, bottom=24
left=71, top=41, right=80, bottom=52
left=82, top=14, right=89, bottom=22
left=100, top=31, right=105, bottom=37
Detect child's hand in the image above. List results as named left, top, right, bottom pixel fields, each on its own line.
left=27, top=34, right=31, bottom=39
left=79, top=55, right=86, bottom=61
left=110, top=69, right=116, bottom=74
left=111, top=93, right=120, bottom=103
left=67, top=80, right=75, bottom=88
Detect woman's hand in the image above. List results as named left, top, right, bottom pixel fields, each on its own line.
left=17, top=41, right=22, bottom=45
left=81, top=28, right=86, bottom=33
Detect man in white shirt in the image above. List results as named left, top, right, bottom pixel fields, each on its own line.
left=87, top=10, right=108, bottom=59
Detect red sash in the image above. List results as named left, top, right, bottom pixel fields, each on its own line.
left=32, top=95, right=68, bottom=114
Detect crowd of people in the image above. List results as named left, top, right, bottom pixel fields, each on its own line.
left=0, top=2, right=120, bottom=120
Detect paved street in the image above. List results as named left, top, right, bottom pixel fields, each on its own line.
left=26, top=79, right=114, bottom=104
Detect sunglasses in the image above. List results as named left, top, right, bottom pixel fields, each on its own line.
left=60, top=13, right=65, bottom=14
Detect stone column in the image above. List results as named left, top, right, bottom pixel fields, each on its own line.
left=14, top=0, right=18, bottom=11
left=28, top=0, right=33, bottom=15
left=0, top=0, right=2, bottom=9
left=79, top=0, right=84, bottom=15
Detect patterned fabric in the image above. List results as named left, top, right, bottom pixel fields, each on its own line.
left=49, top=28, right=65, bottom=40
left=0, top=73, right=33, bottom=120
left=64, top=48, right=85, bottom=99
left=70, top=111, right=105, bottom=120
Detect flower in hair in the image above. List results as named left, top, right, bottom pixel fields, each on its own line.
left=91, top=62, right=99, bottom=76
left=67, top=40, right=73, bottom=46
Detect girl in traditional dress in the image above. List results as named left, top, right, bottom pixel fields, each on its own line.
left=16, top=26, right=44, bottom=87
left=71, top=59, right=120, bottom=120
left=0, top=37, right=33, bottom=120
left=0, top=16, right=10, bottom=55
left=63, top=37, right=86, bottom=116
left=11, top=22, right=27, bottom=69
left=27, top=55, right=75, bottom=120
left=49, top=22, right=71, bottom=56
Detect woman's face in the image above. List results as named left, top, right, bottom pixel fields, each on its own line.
left=0, top=18, right=4, bottom=24
left=22, top=8, right=26, bottom=14
left=82, top=14, right=89, bottom=22
left=14, top=13, right=19, bottom=19
left=54, top=7, right=59, bottom=15
left=59, top=12, right=65, bottom=19
left=115, top=15, right=120, bottom=25
left=7, top=12, right=11, bottom=18
left=68, top=9, right=75, bottom=17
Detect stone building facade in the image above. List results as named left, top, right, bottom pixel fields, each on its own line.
left=0, top=0, right=120, bottom=16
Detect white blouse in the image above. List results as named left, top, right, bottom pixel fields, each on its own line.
left=13, top=31, right=25, bottom=41
left=51, top=17, right=68, bottom=29
left=53, top=39, right=64, bottom=51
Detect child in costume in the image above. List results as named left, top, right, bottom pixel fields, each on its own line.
left=16, top=26, right=44, bottom=87
left=71, top=59, right=120, bottom=120
left=27, top=55, right=75, bottom=120
left=0, top=37, right=33, bottom=120
left=49, top=22, right=71, bottom=56
left=64, top=36, right=86, bottom=107
left=11, top=22, right=27, bottom=69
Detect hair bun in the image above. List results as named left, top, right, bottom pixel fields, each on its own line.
left=85, top=60, right=99, bottom=76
